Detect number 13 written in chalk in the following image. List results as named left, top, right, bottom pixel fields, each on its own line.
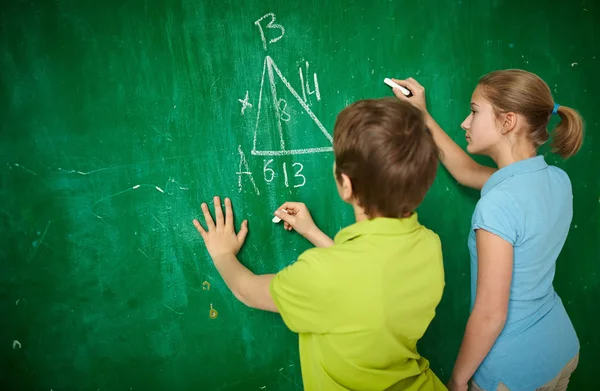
left=254, top=13, right=285, bottom=51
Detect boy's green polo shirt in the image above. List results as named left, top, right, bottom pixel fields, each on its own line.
left=270, top=214, right=447, bottom=391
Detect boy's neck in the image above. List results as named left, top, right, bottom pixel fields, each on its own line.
left=352, top=204, right=412, bottom=222
left=353, top=204, right=370, bottom=223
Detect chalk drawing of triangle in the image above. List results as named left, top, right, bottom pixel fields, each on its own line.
left=251, top=56, right=333, bottom=156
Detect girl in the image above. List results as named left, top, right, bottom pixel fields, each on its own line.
left=392, top=70, right=583, bottom=391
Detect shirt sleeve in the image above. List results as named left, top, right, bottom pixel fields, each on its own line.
left=270, top=249, right=333, bottom=334
left=472, top=190, right=522, bottom=245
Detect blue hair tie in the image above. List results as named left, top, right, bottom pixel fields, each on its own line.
left=552, top=103, right=560, bottom=115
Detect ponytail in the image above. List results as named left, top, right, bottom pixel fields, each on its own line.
left=550, top=105, right=584, bottom=159
left=478, top=70, right=585, bottom=159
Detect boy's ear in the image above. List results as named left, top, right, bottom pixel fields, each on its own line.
left=340, top=173, right=354, bottom=202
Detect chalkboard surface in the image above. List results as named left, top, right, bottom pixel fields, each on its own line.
left=1, top=0, right=598, bottom=389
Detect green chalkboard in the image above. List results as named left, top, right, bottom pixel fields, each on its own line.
left=1, top=0, right=598, bottom=389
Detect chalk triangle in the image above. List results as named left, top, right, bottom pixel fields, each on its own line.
left=252, top=56, right=333, bottom=156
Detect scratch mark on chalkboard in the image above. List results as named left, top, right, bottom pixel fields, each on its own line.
left=128, top=274, right=146, bottom=295
left=91, top=188, right=136, bottom=206
left=174, top=344, right=185, bottom=362
left=43, top=127, right=57, bottom=156
left=91, top=184, right=168, bottom=207
left=138, top=248, right=151, bottom=260
left=167, top=178, right=189, bottom=191
left=152, top=126, right=173, bottom=141
left=29, top=221, right=51, bottom=261
left=277, top=370, right=303, bottom=390
left=151, top=213, right=166, bottom=228
left=13, top=163, right=37, bottom=175
left=58, top=168, right=89, bottom=175
left=91, top=212, right=108, bottom=224
left=56, top=154, right=191, bottom=176
left=213, top=375, right=271, bottom=391
left=162, top=303, right=184, bottom=315
left=12, top=340, right=21, bottom=349
left=186, top=285, right=203, bottom=293
left=94, top=269, right=105, bottom=296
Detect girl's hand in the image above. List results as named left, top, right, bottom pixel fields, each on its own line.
left=391, top=77, right=428, bottom=115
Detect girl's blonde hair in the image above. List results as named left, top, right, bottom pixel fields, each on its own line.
left=478, top=69, right=584, bottom=159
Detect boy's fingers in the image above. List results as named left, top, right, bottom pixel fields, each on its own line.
left=275, top=209, right=295, bottom=226
left=213, top=196, right=224, bottom=230
left=201, top=203, right=215, bottom=230
left=276, top=201, right=301, bottom=215
left=237, top=220, right=249, bottom=243
left=193, top=219, right=207, bottom=237
left=224, top=197, right=234, bottom=230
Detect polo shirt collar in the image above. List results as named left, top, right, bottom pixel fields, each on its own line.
left=334, top=213, right=421, bottom=244
left=482, top=155, right=548, bottom=196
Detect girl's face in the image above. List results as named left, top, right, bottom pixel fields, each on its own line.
left=461, top=86, right=503, bottom=156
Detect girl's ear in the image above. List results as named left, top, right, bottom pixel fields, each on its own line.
left=500, top=112, right=518, bottom=134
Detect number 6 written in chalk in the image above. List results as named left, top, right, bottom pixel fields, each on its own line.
left=263, top=159, right=306, bottom=188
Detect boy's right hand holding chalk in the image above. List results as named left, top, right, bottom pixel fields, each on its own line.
left=274, top=202, right=334, bottom=248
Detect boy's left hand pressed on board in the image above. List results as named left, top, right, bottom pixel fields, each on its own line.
left=193, top=196, right=248, bottom=262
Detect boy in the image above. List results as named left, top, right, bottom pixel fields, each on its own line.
left=193, top=98, right=446, bottom=390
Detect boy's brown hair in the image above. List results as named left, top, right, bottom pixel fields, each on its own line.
left=333, top=98, right=438, bottom=218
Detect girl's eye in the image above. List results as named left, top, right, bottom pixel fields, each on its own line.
left=470, top=110, right=476, bottom=115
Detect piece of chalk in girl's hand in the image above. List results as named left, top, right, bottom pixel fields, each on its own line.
left=272, top=209, right=288, bottom=223
left=384, top=78, right=411, bottom=97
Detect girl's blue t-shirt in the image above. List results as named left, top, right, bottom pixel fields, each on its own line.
left=468, top=155, right=579, bottom=391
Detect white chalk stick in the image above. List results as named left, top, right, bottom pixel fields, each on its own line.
left=272, top=209, right=288, bottom=223
left=384, top=78, right=411, bottom=96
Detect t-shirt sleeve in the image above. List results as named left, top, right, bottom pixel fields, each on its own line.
left=270, top=250, right=332, bottom=334
left=472, top=191, right=522, bottom=245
